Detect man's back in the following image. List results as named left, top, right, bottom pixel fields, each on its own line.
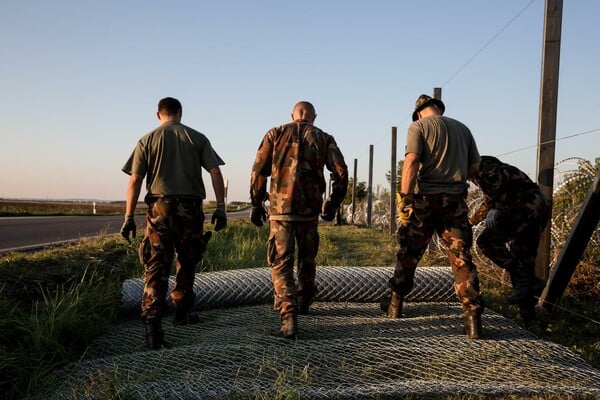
left=406, top=115, right=479, bottom=195
left=476, top=155, right=548, bottom=214
left=123, top=121, right=222, bottom=198
left=252, top=120, right=346, bottom=218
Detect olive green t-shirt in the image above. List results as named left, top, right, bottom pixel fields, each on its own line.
left=405, top=115, right=480, bottom=195
left=122, top=121, right=224, bottom=199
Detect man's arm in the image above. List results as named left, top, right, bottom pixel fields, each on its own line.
left=468, top=162, right=480, bottom=180
left=121, top=173, right=143, bottom=242
left=125, top=173, right=144, bottom=216
left=325, top=137, right=349, bottom=207
left=400, top=152, right=420, bottom=194
left=209, top=166, right=226, bottom=204
left=249, top=132, right=273, bottom=206
left=209, top=166, right=227, bottom=231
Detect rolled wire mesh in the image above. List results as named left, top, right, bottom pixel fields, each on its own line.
left=121, top=266, right=456, bottom=314
left=45, top=266, right=600, bottom=399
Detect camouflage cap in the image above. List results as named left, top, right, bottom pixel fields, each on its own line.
left=412, top=94, right=445, bottom=121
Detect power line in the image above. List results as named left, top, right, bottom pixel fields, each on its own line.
left=441, top=0, right=537, bottom=88
left=497, top=128, right=600, bottom=156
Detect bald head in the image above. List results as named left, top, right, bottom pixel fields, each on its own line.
left=291, top=101, right=316, bottom=123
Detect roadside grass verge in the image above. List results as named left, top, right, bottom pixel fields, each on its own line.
left=0, top=199, right=249, bottom=217
left=0, top=220, right=598, bottom=399
left=0, top=236, right=139, bottom=398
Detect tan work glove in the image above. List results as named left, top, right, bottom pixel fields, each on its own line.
left=396, top=193, right=420, bottom=229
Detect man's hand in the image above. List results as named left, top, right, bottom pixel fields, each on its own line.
left=321, top=200, right=337, bottom=222
left=250, top=206, right=267, bottom=227
left=120, top=215, right=136, bottom=242
left=484, top=208, right=502, bottom=230
left=397, top=193, right=420, bottom=229
left=211, top=204, right=227, bottom=231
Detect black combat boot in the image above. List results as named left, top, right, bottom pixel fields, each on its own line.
left=297, top=296, right=311, bottom=315
left=172, top=309, right=201, bottom=327
left=463, top=311, right=482, bottom=339
left=381, top=291, right=403, bottom=318
left=298, top=285, right=317, bottom=315
left=518, top=302, right=536, bottom=327
left=280, top=313, right=298, bottom=340
left=517, top=292, right=539, bottom=327
left=508, top=266, right=545, bottom=305
left=145, top=318, right=167, bottom=350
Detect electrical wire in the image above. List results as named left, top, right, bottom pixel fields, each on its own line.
left=441, top=0, right=538, bottom=88
left=498, top=128, right=600, bottom=156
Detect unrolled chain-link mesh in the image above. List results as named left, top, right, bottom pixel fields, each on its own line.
left=121, top=266, right=455, bottom=314
left=45, top=266, right=600, bottom=399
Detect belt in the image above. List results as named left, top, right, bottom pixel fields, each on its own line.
left=414, top=192, right=466, bottom=201
left=145, top=194, right=203, bottom=205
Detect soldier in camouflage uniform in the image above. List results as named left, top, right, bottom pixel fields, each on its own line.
left=250, top=101, right=348, bottom=339
left=120, top=97, right=227, bottom=350
left=382, top=94, right=484, bottom=339
left=470, top=155, right=550, bottom=325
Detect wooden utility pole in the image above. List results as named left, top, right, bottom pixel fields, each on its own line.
left=536, top=0, right=563, bottom=280
left=432, top=87, right=442, bottom=248
left=351, top=158, right=357, bottom=223
left=538, top=171, right=600, bottom=311
left=390, top=127, right=397, bottom=233
left=367, top=145, right=374, bottom=226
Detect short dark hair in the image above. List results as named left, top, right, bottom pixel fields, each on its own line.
left=158, top=97, right=182, bottom=116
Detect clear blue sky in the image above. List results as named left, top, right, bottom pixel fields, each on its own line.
left=1, top=0, right=598, bottom=202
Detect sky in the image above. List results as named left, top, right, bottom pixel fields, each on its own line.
left=1, top=0, right=599, bottom=203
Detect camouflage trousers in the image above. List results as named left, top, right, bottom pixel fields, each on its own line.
left=138, top=197, right=209, bottom=321
left=268, top=219, right=319, bottom=316
left=476, top=205, right=550, bottom=274
left=389, top=193, right=483, bottom=313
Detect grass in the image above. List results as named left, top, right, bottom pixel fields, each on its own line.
left=0, top=218, right=598, bottom=400
left=0, top=236, right=138, bottom=398
left=0, top=199, right=129, bottom=216
left=0, top=199, right=249, bottom=217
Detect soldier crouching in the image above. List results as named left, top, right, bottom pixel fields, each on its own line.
left=470, top=155, right=550, bottom=326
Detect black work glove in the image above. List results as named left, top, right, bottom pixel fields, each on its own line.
left=211, top=204, right=227, bottom=231
left=120, top=215, right=136, bottom=242
left=484, top=208, right=502, bottom=230
left=250, top=206, right=267, bottom=227
left=321, top=200, right=337, bottom=222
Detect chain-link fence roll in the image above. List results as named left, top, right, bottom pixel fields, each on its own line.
left=121, top=266, right=457, bottom=314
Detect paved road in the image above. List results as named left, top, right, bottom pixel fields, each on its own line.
left=0, top=215, right=143, bottom=253
left=0, top=209, right=250, bottom=253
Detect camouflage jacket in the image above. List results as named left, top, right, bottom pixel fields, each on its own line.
left=470, top=155, right=550, bottom=225
left=250, top=120, right=348, bottom=218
